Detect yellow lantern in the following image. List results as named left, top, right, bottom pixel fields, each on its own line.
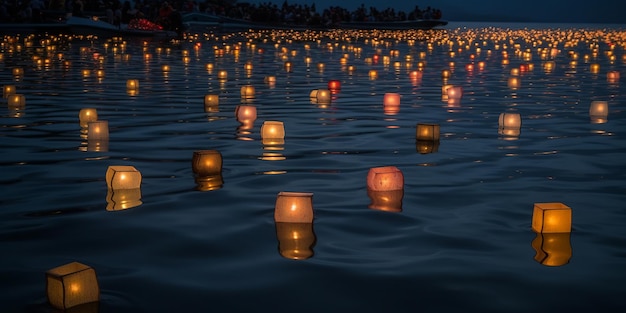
left=532, top=232, right=572, bottom=266
left=204, top=94, right=219, bottom=107
left=532, top=202, right=572, bottom=233
left=383, top=93, right=400, bottom=106
left=446, top=86, right=463, bottom=100
left=161, top=64, right=170, bottom=72
left=589, top=63, right=600, bottom=74
left=264, top=76, right=276, bottom=84
left=589, top=100, right=608, bottom=123
left=275, top=222, right=316, bottom=260
left=217, top=70, right=228, bottom=80
left=368, top=70, right=378, bottom=79
left=284, top=61, right=293, bottom=72
left=441, top=69, right=451, bottom=79
left=607, top=70, right=620, bottom=82
left=367, top=189, right=403, bottom=212
left=105, top=165, right=142, bottom=190
left=274, top=192, right=314, bottom=223
left=310, top=89, right=331, bottom=104
left=46, top=262, right=100, bottom=310
left=416, top=123, right=440, bottom=141
left=12, top=67, right=24, bottom=76
left=79, top=108, right=98, bottom=128
left=87, top=120, right=109, bottom=141
left=126, top=79, right=139, bottom=90
left=192, top=150, right=222, bottom=177
left=3, top=85, right=16, bottom=98
left=235, top=105, right=257, bottom=126
left=106, top=188, right=142, bottom=211
left=261, top=121, right=285, bottom=139
left=7, top=94, right=25, bottom=110
left=498, top=112, right=521, bottom=129
left=240, top=85, right=255, bottom=99
left=508, top=77, right=521, bottom=89
left=366, top=166, right=404, bottom=192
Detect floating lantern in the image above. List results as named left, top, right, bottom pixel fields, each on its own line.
left=327, top=79, right=341, bottom=91
left=310, top=89, right=331, bottom=104
left=510, top=68, right=520, bottom=76
left=383, top=93, right=401, bottom=106
left=531, top=202, right=572, bottom=233
left=126, top=79, right=139, bottom=90
left=607, top=70, right=620, bottom=82
left=12, top=67, right=23, bottom=76
left=261, top=120, right=285, bottom=140
left=416, top=123, right=440, bottom=141
left=284, top=61, right=293, bottom=72
left=274, top=192, right=314, bottom=223
left=3, top=85, right=16, bottom=98
left=217, top=70, right=228, bottom=80
left=96, top=69, right=105, bottom=78
left=105, top=165, right=142, bottom=190
left=366, top=166, right=404, bottom=192
left=106, top=188, right=142, bottom=211
left=82, top=69, right=91, bottom=77
left=317, top=62, right=325, bottom=72
left=508, top=77, right=521, bottom=89
left=161, top=64, right=170, bottom=72
left=367, top=189, right=403, bottom=212
left=589, top=100, right=608, bottom=123
left=87, top=120, right=109, bottom=141
left=204, top=94, right=219, bottom=107
left=192, top=150, right=222, bottom=177
left=46, top=262, right=99, bottom=310
left=235, top=105, right=257, bottom=126
left=369, top=70, right=378, bottom=79
left=264, top=76, right=276, bottom=84
left=531, top=232, right=572, bottom=266
left=7, top=94, right=25, bottom=110
left=498, top=112, right=522, bottom=129
left=79, top=108, right=98, bottom=128
left=446, top=86, right=463, bottom=100
left=589, top=63, right=600, bottom=73
left=275, top=222, right=316, bottom=260
left=240, top=85, right=255, bottom=99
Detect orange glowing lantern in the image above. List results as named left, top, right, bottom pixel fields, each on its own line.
left=532, top=232, right=572, bottom=266
left=7, top=94, right=25, bottom=110
left=589, top=100, right=608, bottom=123
left=235, top=105, right=257, bottom=124
left=240, top=85, right=255, bottom=99
left=274, top=192, right=314, bottom=223
left=508, top=77, right=521, bottom=89
left=126, top=79, right=139, bottom=90
left=261, top=121, right=285, bottom=146
left=87, top=120, right=108, bottom=141
left=106, top=165, right=142, bottom=190
left=532, top=202, right=572, bottom=233
left=383, top=93, right=400, bottom=106
left=79, top=108, right=98, bottom=128
left=192, top=150, right=222, bottom=177
left=3, top=85, right=16, bottom=98
left=369, top=70, right=378, bottom=79
left=217, top=70, right=228, bottom=80
left=46, top=262, right=100, bottom=310
left=441, top=69, right=451, bottom=79
left=275, top=222, right=316, bottom=260
left=498, top=112, right=521, bottom=129
left=416, top=123, right=440, bottom=141
left=310, top=89, right=331, bottom=104
left=12, top=67, right=24, bottom=76
left=284, top=61, right=293, bottom=72
left=204, top=94, right=219, bottom=107
left=446, top=86, right=463, bottom=100
left=327, top=79, right=341, bottom=91
left=607, top=70, right=620, bottom=82
left=590, top=63, right=600, bottom=73
left=366, top=166, right=404, bottom=192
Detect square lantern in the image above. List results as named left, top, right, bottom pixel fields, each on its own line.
left=532, top=202, right=572, bottom=233
left=204, top=94, right=219, bottom=107
left=261, top=121, right=285, bottom=139
left=192, top=150, right=222, bottom=177
left=383, top=93, right=401, bottom=106
left=275, top=222, right=316, bottom=260
left=235, top=105, right=257, bottom=124
left=446, top=86, right=463, bottom=100
left=106, top=166, right=142, bottom=190
left=126, top=79, right=139, bottom=90
left=46, top=262, right=100, bottom=309
left=87, top=121, right=109, bottom=141
left=589, top=101, right=608, bottom=122
left=498, top=112, right=522, bottom=129
left=240, top=85, right=255, bottom=99
left=7, top=94, right=25, bottom=109
left=366, top=166, right=404, bottom=192
left=3, top=85, right=16, bottom=98
left=416, top=123, right=440, bottom=141
left=79, top=108, right=98, bottom=128
left=274, top=192, right=314, bottom=223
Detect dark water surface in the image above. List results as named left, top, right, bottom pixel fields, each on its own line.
left=1, top=22, right=626, bottom=312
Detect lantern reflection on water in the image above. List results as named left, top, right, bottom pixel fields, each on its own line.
left=46, top=262, right=100, bottom=310
left=275, top=222, right=316, bottom=260
left=532, top=232, right=572, bottom=266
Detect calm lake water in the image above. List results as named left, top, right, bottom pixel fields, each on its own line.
left=1, top=21, right=625, bottom=312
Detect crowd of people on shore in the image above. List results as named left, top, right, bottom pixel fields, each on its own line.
left=1, top=0, right=442, bottom=28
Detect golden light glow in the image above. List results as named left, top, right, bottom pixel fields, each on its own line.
left=366, top=166, right=404, bottom=192
left=589, top=100, right=608, bottom=123
left=3, top=85, right=16, bottom=98
left=79, top=108, right=98, bottom=128
left=46, top=262, right=100, bottom=309
left=383, top=93, right=400, bottom=106
left=261, top=120, right=285, bottom=139
left=106, top=188, right=142, bottom=211
left=275, top=222, right=316, bottom=260
left=240, top=85, right=255, bottom=99
left=204, top=94, right=219, bottom=107
left=416, top=123, right=440, bottom=141
left=106, top=165, right=142, bottom=190
left=126, top=79, right=139, bottom=90
left=532, top=203, right=572, bottom=233
left=274, top=192, right=314, bottom=223
left=532, top=232, right=572, bottom=266
left=367, top=189, right=403, bottom=212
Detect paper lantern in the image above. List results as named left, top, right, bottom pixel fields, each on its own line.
left=607, top=70, right=620, bottom=82
left=416, top=140, right=440, bottom=154
left=7, top=94, right=25, bottom=109
left=46, top=262, right=99, bottom=309
left=192, top=150, right=222, bottom=177
left=106, top=188, right=142, bottom=211
left=3, top=85, right=15, bottom=98
left=508, top=77, right=521, bottom=89
left=284, top=61, right=293, bottom=72
left=367, top=189, right=403, bottom=212
left=532, top=232, right=572, bottom=266
left=12, top=67, right=24, bottom=76
left=369, top=70, right=378, bottom=79
left=261, top=121, right=285, bottom=139
left=240, top=85, right=255, bottom=99
left=446, top=86, right=463, bottom=100
left=383, top=93, right=401, bottom=106
left=217, top=70, right=228, bottom=80
left=589, top=63, right=600, bottom=73
left=105, top=165, right=142, bottom=190
left=310, top=89, right=331, bottom=104
left=204, top=94, right=219, bottom=107
left=441, top=84, right=453, bottom=95
left=235, top=105, right=257, bottom=125
left=589, top=101, right=608, bottom=123
left=416, top=123, right=440, bottom=141
left=317, top=62, right=325, bottom=72
left=274, top=192, right=314, bottom=223
left=327, top=79, right=341, bottom=91
left=366, top=166, right=404, bottom=192
left=87, top=121, right=109, bottom=141
left=510, top=68, right=520, bottom=76
left=264, top=76, right=276, bottom=84
left=161, top=64, right=170, bottom=72
left=498, top=112, right=522, bottom=129
left=96, top=69, right=105, bottom=78
left=79, top=108, right=98, bottom=128
left=275, top=222, right=315, bottom=260
left=126, top=79, right=139, bottom=90
left=532, top=202, right=572, bottom=233
left=82, top=69, right=91, bottom=77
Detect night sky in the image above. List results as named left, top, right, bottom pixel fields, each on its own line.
left=239, top=0, right=626, bottom=24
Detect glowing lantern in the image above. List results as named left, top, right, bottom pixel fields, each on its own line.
left=275, top=222, right=316, bottom=260
left=441, top=69, right=451, bottom=79
left=508, top=77, right=521, bottom=89
left=284, top=61, right=293, bottom=72
left=12, top=67, right=23, bottom=76
left=7, top=94, right=25, bottom=110
left=240, top=85, right=255, bottom=99
left=310, top=89, right=331, bottom=104
left=327, top=80, right=341, bottom=91
left=161, top=64, right=170, bottom=72
left=126, top=79, right=139, bottom=90
left=106, top=188, right=142, bottom=211
left=105, top=165, right=142, bottom=190
left=235, top=105, right=257, bottom=125
left=366, top=166, right=404, bottom=192
left=607, top=71, right=620, bottom=82
left=79, top=108, right=98, bottom=128
left=204, top=94, right=219, bottom=107
left=46, top=262, right=99, bottom=309
left=367, top=189, right=403, bottom=212
left=510, top=68, right=520, bottom=76
left=369, top=70, right=378, bottom=79
left=264, top=76, right=276, bottom=84
left=82, top=69, right=91, bottom=77
left=383, top=93, right=400, bottom=106
left=96, top=70, right=105, bottom=78
left=446, top=86, right=463, bottom=100
left=217, top=70, right=228, bottom=80
left=532, top=202, right=572, bottom=233
left=317, top=63, right=325, bottom=72
left=261, top=121, right=285, bottom=140
left=498, top=112, right=521, bottom=129
left=3, top=85, right=16, bottom=98
left=590, top=63, right=600, bottom=73
left=192, top=150, right=224, bottom=191
left=589, top=101, right=608, bottom=123
left=416, top=123, right=440, bottom=141
left=88, top=120, right=109, bottom=141
left=274, top=192, right=314, bottom=223
left=532, top=232, right=572, bottom=266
